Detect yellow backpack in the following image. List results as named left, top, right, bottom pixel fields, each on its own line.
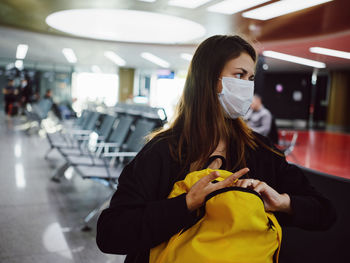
left=150, top=169, right=282, bottom=263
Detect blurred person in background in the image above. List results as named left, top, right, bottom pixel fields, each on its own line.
left=245, top=94, right=272, bottom=137
left=43, top=89, right=62, bottom=119
left=3, top=79, right=18, bottom=116
left=44, top=89, right=53, bottom=101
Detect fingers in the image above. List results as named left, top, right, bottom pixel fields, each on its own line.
left=253, top=181, right=267, bottom=194
left=215, top=168, right=249, bottom=189
left=201, top=171, right=220, bottom=185
left=194, top=171, right=220, bottom=190
left=186, top=171, right=219, bottom=211
left=234, top=168, right=250, bottom=180
left=250, top=179, right=260, bottom=188
left=235, top=179, right=261, bottom=189
left=186, top=168, right=250, bottom=211
left=236, top=178, right=253, bottom=188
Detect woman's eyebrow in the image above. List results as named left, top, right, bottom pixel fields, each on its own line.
left=235, top=68, right=248, bottom=74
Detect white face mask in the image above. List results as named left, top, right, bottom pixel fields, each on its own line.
left=218, top=77, right=254, bottom=119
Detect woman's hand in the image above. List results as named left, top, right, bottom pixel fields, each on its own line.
left=186, top=168, right=249, bottom=211
left=236, top=179, right=292, bottom=214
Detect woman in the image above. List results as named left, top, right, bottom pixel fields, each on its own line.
left=96, top=35, right=335, bottom=263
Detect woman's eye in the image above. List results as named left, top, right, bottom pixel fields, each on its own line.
left=234, top=73, right=243, bottom=79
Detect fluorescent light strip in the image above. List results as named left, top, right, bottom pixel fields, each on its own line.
left=263, top=51, right=326, bottom=68
left=242, top=0, right=333, bottom=20
left=208, top=0, right=270, bottom=15
left=138, top=0, right=156, bottom=2
left=16, top=44, right=28, bottom=59
left=169, top=0, right=213, bottom=9
left=180, top=53, right=193, bottom=61
left=141, top=52, right=170, bottom=68
left=104, top=51, right=126, bottom=66
left=310, top=47, right=350, bottom=59
left=62, top=48, right=77, bottom=63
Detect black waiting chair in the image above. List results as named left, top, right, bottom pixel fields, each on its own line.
left=57, top=113, right=117, bottom=157
left=279, top=167, right=350, bottom=263
left=74, top=117, right=161, bottom=230
left=24, top=98, right=53, bottom=132
left=277, top=130, right=298, bottom=157
left=51, top=114, right=134, bottom=182
left=45, top=111, right=101, bottom=160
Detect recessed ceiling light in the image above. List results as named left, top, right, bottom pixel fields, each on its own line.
left=104, top=51, right=126, bottom=66
left=141, top=52, right=170, bottom=68
left=263, top=51, right=326, bottom=68
left=180, top=53, right=193, bottom=61
left=16, top=44, right=28, bottom=59
left=207, top=0, right=270, bottom=15
left=46, top=9, right=206, bottom=44
left=310, top=47, right=350, bottom=59
left=242, top=0, right=333, bottom=20
left=62, top=48, right=77, bottom=63
left=168, top=0, right=213, bottom=9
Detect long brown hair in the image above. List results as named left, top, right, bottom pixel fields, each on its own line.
left=150, top=35, right=259, bottom=173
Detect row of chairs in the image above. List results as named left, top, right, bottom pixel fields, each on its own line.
left=44, top=103, right=167, bottom=230
left=23, top=98, right=53, bottom=132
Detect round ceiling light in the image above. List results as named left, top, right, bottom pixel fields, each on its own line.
left=46, top=9, right=206, bottom=44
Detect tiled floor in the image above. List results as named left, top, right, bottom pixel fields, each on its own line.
left=0, top=113, right=125, bottom=263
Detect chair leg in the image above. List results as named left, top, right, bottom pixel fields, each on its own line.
left=44, top=147, right=53, bottom=160
left=287, top=152, right=300, bottom=164
left=51, top=161, right=70, bottom=182
left=81, top=192, right=113, bottom=231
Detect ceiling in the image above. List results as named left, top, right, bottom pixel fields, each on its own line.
left=0, top=0, right=349, bottom=72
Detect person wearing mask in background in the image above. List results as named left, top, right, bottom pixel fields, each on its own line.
left=96, top=35, right=335, bottom=263
left=245, top=94, right=272, bottom=137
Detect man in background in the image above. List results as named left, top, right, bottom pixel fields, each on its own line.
left=245, top=94, right=273, bottom=137
left=44, top=89, right=53, bottom=101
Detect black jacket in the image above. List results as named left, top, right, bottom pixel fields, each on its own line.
left=96, top=133, right=336, bottom=263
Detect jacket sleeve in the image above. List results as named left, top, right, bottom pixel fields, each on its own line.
left=273, top=153, right=337, bottom=231
left=96, top=141, right=196, bottom=255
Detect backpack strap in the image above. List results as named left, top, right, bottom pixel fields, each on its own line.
left=203, top=155, right=226, bottom=170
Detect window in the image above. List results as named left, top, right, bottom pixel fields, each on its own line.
left=72, top=72, right=119, bottom=110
